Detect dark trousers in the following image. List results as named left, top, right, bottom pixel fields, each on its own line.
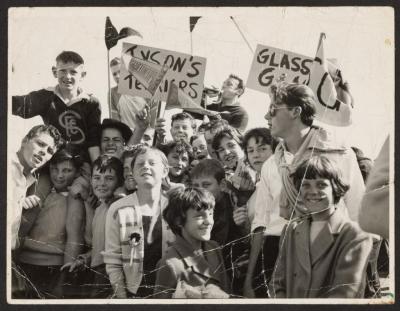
left=253, top=235, right=281, bottom=298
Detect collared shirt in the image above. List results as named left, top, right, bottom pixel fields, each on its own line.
left=251, top=155, right=287, bottom=236
left=8, top=152, right=36, bottom=250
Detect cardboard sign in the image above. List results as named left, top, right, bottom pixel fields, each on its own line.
left=246, top=44, right=314, bottom=93
left=118, top=42, right=207, bottom=105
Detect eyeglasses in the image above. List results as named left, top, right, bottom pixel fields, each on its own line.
left=267, top=104, right=291, bottom=117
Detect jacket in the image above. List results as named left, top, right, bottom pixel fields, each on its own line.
left=153, top=235, right=229, bottom=298
left=270, top=209, right=373, bottom=298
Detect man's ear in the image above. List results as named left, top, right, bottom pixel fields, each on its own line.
left=291, top=106, right=302, bottom=119
left=80, top=71, right=87, bottom=79
left=51, top=66, right=57, bottom=78
left=236, top=88, right=244, bottom=97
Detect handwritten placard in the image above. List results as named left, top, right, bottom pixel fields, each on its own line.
left=119, top=42, right=207, bottom=105
left=246, top=44, right=314, bottom=93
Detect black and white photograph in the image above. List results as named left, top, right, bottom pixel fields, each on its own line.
left=6, top=6, right=394, bottom=304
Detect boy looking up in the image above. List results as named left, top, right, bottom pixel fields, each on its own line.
left=12, top=50, right=101, bottom=163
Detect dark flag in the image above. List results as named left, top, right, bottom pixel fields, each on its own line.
left=189, top=16, right=202, bottom=32
left=105, top=16, right=142, bottom=50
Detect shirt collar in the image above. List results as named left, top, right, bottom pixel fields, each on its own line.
left=46, top=85, right=90, bottom=105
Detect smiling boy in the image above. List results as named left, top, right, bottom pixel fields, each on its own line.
left=10, top=124, right=63, bottom=251
left=12, top=51, right=101, bottom=162
left=154, top=187, right=229, bottom=298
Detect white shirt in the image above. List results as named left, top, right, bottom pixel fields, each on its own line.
left=251, top=155, right=287, bottom=236
left=8, top=152, right=36, bottom=250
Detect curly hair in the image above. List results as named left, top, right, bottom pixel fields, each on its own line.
left=23, top=124, right=64, bottom=150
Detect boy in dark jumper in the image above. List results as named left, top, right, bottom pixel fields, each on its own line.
left=12, top=50, right=101, bottom=163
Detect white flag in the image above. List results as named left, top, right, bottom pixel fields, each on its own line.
left=309, top=33, right=354, bottom=127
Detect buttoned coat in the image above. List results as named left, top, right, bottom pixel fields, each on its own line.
left=270, top=210, right=373, bottom=298
left=153, top=235, right=229, bottom=298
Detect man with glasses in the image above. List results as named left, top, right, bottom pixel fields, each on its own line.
left=244, top=82, right=365, bottom=298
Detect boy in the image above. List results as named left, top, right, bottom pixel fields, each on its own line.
left=100, top=118, right=133, bottom=160
left=203, top=118, right=229, bottom=159
left=154, top=112, right=197, bottom=144
left=10, top=124, right=63, bottom=298
left=154, top=187, right=229, bottom=298
left=190, top=159, right=249, bottom=295
left=109, top=57, right=149, bottom=131
left=12, top=50, right=101, bottom=162
left=17, top=146, right=83, bottom=298
left=10, top=124, right=63, bottom=251
left=159, top=140, right=193, bottom=184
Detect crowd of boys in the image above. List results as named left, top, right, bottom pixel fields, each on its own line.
left=10, top=50, right=389, bottom=299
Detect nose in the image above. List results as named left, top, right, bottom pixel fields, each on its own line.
left=264, top=111, right=271, bottom=121
left=222, top=148, right=230, bottom=157
left=253, top=150, right=260, bottom=158
left=204, top=214, right=213, bottom=226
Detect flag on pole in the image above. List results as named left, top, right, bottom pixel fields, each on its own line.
left=105, top=16, right=142, bottom=50
left=190, top=16, right=202, bottom=32
left=127, top=57, right=169, bottom=96
left=166, top=82, right=219, bottom=117
left=308, top=33, right=354, bottom=126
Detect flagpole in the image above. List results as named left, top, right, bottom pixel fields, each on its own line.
left=190, top=31, right=193, bottom=55
left=230, top=16, right=254, bottom=55
left=152, top=100, right=163, bottom=147
left=107, top=49, right=112, bottom=118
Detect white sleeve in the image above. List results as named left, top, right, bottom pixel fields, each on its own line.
left=251, top=157, right=280, bottom=232
left=341, top=149, right=366, bottom=222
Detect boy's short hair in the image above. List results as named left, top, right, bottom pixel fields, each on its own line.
left=190, top=158, right=225, bottom=183
left=56, top=51, right=84, bottom=65
left=211, top=126, right=243, bottom=154
left=270, top=82, right=316, bottom=127
left=92, top=155, right=124, bottom=187
left=23, top=124, right=64, bottom=150
left=229, top=73, right=245, bottom=96
left=130, top=145, right=169, bottom=171
left=159, top=140, right=193, bottom=160
left=49, top=144, right=84, bottom=170
left=243, top=127, right=278, bottom=159
left=163, top=187, right=215, bottom=236
left=110, top=57, right=121, bottom=67
left=171, top=112, right=197, bottom=130
left=291, top=155, right=350, bottom=205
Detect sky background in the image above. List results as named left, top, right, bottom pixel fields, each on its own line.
left=8, top=6, right=394, bottom=158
